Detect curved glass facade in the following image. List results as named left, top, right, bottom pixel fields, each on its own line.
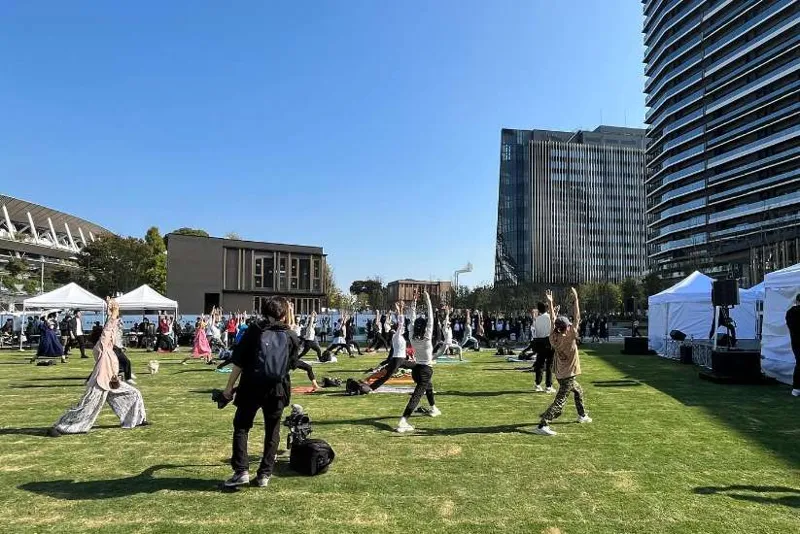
left=643, top=0, right=800, bottom=285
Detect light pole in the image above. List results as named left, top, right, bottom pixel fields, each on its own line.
left=453, top=262, right=473, bottom=295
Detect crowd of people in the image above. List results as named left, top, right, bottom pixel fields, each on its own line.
left=39, top=288, right=594, bottom=490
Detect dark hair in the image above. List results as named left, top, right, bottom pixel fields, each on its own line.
left=537, top=302, right=546, bottom=314
left=262, top=296, right=288, bottom=321
left=413, top=317, right=427, bottom=339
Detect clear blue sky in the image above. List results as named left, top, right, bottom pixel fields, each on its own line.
left=0, top=1, right=645, bottom=290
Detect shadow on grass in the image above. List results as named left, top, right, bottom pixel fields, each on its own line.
left=594, top=350, right=800, bottom=466
left=172, top=368, right=215, bottom=374
left=481, top=367, right=533, bottom=372
left=694, top=485, right=800, bottom=508
left=0, top=424, right=128, bottom=437
left=11, top=383, right=84, bottom=389
left=29, top=376, right=89, bottom=381
left=19, top=464, right=222, bottom=499
left=415, top=422, right=535, bottom=436
left=314, top=416, right=395, bottom=431
left=591, top=379, right=642, bottom=387
left=437, top=390, right=531, bottom=398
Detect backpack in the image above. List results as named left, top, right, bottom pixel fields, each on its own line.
left=345, top=378, right=371, bottom=395
left=321, top=377, right=341, bottom=388
left=254, top=328, right=292, bottom=383
left=289, top=438, right=335, bottom=476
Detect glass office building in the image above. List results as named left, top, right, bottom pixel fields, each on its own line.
left=495, top=126, right=648, bottom=286
left=643, top=0, right=800, bottom=285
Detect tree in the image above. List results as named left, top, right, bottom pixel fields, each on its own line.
left=171, top=227, right=210, bottom=238
left=4, top=257, right=28, bottom=277
left=324, top=264, right=342, bottom=309
left=51, top=269, right=75, bottom=285
left=642, top=272, right=664, bottom=298
left=349, top=278, right=386, bottom=310
left=224, top=232, right=242, bottom=240
left=78, top=235, right=157, bottom=297
left=144, top=227, right=167, bottom=293
left=580, top=282, right=622, bottom=315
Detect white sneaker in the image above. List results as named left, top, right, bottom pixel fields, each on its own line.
left=535, top=385, right=544, bottom=392
left=396, top=419, right=414, bottom=433
left=792, top=389, right=800, bottom=397
left=533, top=425, right=557, bottom=436
left=577, top=414, right=593, bottom=423
left=545, top=387, right=556, bottom=394
left=428, top=406, right=442, bottom=417
left=130, top=373, right=137, bottom=380
left=127, top=379, right=137, bottom=386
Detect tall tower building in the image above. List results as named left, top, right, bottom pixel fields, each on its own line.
left=495, top=126, right=648, bottom=286
left=643, top=0, right=800, bottom=285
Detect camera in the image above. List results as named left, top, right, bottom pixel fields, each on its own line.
left=283, top=404, right=312, bottom=449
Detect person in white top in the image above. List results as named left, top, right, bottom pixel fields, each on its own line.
left=532, top=301, right=555, bottom=393
left=435, top=306, right=463, bottom=361
left=460, top=310, right=480, bottom=351
left=298, top=311, right=323, bottom=360
left=328, top=315, right=354, bottom=357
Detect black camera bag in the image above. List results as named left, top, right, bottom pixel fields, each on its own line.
left=289, top=439, right=335, bottom=476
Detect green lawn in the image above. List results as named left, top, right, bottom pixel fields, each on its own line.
left=0, top=345, right=798, bottom=533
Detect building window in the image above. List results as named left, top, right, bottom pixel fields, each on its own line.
left=290, top=258, right=299, bottom=290
left=279, top=256, right=287, bottom=290
left=254, top=254, right=274, bottom=289
left=299, top=258, right=310, bottom=290
left=313, top=259, right=321, bottom=292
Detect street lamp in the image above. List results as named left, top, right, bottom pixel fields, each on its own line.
left=453, top=262, right=473, bottom=291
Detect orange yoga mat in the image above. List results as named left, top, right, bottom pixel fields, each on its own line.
left=291, top=386, right=317, bottom=394
left=365, top=372, right=414, bottom=385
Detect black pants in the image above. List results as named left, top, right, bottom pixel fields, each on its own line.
left=533, top=338, right=553, bottom=388
left=232, top=396, right=285, bottom=478
left=298, top=339, right=322, bottom=359
left=113, top=347, right=132, bottom=381
left=632, top=327, right=641, bottom=337
left=295, top=360, right=315, bottom=382
left=338, top=339, right=362, bottom=355
left=65, top=335, right=87, bottom=358
left=329, top=343, right=352, bottom=356
left=369, top=333, right=390, bottom=351
left=402, top=364, right=435, bottom=418
left=519, top=340, right=536, bottom=358
left=476, top=334, right=492, bottom=348
left=793, top=342, right=800, bottom=389
left=370, top=357, right=406, bottom=391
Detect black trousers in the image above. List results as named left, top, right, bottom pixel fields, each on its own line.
left=793, top=342, right=800, bottom=389
left=329, top=343, right=352, bottom=356
left=335, top=339, right=361, bottom=355
left=298, top=339, right=322, bottom=359
left=519, top=340, right=536, bottom=357
left=113, top=347, right=132, bottom=381
left=369, top=333, right=390, bottom=351
left=370, top=357, right=406, bottom=391
left=65, top=335, right=87, bottom=358
left=403, top=364, right=435, bottom=418
left=232, top=396, right=285, bottom=478
left=533, top=338, right=554, bottom=388
left=476, top=334, right=492, bottom=348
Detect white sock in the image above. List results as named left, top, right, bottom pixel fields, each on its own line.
left=399, top=417, right=408, bottom=425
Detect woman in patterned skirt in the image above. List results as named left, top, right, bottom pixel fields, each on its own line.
left=48, top=298, right=147, bottom=436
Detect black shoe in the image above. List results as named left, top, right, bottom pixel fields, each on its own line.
left=46, top=427, right=62, bottom=438
left=139, top=420, right=151, bottom=427
left=81, top=356, right=88, bottom=359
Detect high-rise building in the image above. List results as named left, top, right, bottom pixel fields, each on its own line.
left=643, top=0, right=799, bottom=285
left=495, top=126, right=648, bottom=286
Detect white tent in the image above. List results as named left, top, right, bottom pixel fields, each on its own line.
left=116, top=285, right=178, bottom=313
left=23, top=282, right=106, bottom=311
left=647, top=271, right=758, bottom=355
left=761, top=263, right=800, bottom=385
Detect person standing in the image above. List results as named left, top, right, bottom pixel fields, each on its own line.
left=460, top=310, right=480, bottom=351
left=35, top=312, right=64, bottom=363
left=67, top=310, right=88, bottom=359
left=370, top=301, right=412, bottom=391
left=221, top=297, right=301, bottom=488
left=226, top=315, right=238, bottom=349
left=298, top=310, right=323, bottom=360
left=435, top=305, right=463, bottom=361
left=532, top=301, right=555, bottom=393
left=48, top=298, right=147, bottom=436
left=534, top=288, right=591, bottom=436
left=396, top=290, right=441, bottom=432
left=785, top=294, right=800, bottom=397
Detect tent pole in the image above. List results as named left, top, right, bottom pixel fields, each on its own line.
left=712, top=306, right=719, bottom=351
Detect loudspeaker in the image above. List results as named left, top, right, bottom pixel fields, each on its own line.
left=712, top=279, right=739, bottom=307
left=670, top=329, right=687, bottom=342
left=623, top=336, right=649, bottom=355
left=680, top=345, right=693, bottom=364
left=710, top=349, right=761, bottom=382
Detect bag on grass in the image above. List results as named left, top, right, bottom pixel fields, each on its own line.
left=289, top=438, right=335, bottom=476
left=321, top=377, right=341, bottom=388
left=345, top=378, right=371, bottom=395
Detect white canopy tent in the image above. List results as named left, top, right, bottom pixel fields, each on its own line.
left=761, top=263, right=800, bottom=385
left=23, top=282, right=106, bottom=311
left=116, top=285, right=178, bottom=314
left=20, top=283, right=106, bottom=349
left=647, top=271, right=758, bottom=355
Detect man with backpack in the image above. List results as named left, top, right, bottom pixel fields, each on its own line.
left=221, top=296, right=301, bottom=488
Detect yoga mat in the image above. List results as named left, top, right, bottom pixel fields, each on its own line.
left=291, top=386, right=317, bottom=394
left=436, top=358, right=468, bottom=364
left=214, top=367, right=233, bottom=374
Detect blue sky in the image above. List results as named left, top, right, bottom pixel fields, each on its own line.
left=0, top=1, right=645, bottom=290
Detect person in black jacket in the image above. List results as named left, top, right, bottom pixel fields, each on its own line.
left=221, top=296, right=301, bottom=488
left=65, top=310, right=87, bottom=359
left=786, top=294, right=800, bottom=397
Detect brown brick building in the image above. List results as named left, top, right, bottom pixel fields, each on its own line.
left=386, top=279, right=452, bottom=306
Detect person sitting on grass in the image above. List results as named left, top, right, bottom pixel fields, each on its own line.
left=48, top=298, right=148, bottom=437
left=534, top=288, right=592, bottom=437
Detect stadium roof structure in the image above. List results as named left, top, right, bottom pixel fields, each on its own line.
left=0, top=194, right=112, bottom=260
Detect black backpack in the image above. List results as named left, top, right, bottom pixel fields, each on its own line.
left=345, top=378, right=371, bottom=395
left=289, top=438, right=335, bottom=476
left=254, top=328, right=291, bottom=383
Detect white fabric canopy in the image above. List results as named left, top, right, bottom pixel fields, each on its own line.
left=22, top=283, right=106, bottom=311
left=647, top=271, right=758, bottom=355
left=762, top=263, right=800, bottom=385
left=116, top=285, right=178, bottom=312
left=741, top=281, right=765, bottom=301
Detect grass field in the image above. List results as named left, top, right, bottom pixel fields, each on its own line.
left=0, top=344, right=798, bottom=533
